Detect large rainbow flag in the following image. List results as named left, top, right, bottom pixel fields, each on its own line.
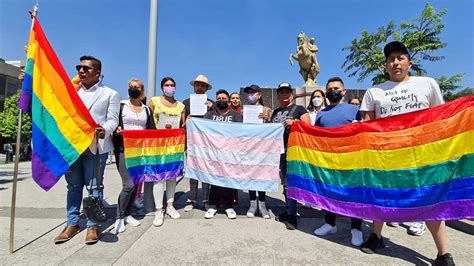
left=185, top=118, right=284, bottom=192
left=287, top=96, right=474, bottom=222
left=18, top=17, right=97, bottom=191
left=122, top=129, right=185, bottom=184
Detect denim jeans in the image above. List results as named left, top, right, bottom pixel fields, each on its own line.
left=283, top=186, right=297, bottom=215
left=280, top=154, right=297, bottom=215
left=65, top=149, right=108, bottom=227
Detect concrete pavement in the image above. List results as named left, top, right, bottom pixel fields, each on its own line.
left=1, top=161, right=473, bottom=265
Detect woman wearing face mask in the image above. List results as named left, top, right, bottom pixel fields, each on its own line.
left=243, top=84, right=272, bottom=219
left=307, top=89, right=327, bottom=125
left=229, top=92, right=241, bottom=112
left=147, top=77, right=185, bottom=227
left=113, top=79, right=156, bottom=234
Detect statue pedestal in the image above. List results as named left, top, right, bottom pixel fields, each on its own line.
left=295, top=85, right=323, bottom=107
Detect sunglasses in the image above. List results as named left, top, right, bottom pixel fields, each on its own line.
left=75, top=65, right=95, bottom=72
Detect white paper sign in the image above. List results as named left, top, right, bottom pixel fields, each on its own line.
left=190, top=94, right=208, bottom=116
left=243, top=105, right=264, bottom=124
left=157, top=113, right=181, bottom=129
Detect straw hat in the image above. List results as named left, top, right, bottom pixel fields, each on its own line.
left=189, top=74, right=212, bottom=90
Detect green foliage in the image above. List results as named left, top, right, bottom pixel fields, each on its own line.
left=446, top=87, right=474, bottom=101
left=436, top=73, right=464, bottom=94
left=437, top=73, right=474, bottom=101
left=0, top=91, right=32, bottom=141
left=342, top=4, right=448, bottom=85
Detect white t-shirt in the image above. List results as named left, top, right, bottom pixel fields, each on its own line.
left=360, top=76, right=444, bottom=118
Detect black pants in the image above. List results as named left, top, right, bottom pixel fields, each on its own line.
left=249, top=190, right=266, bottom=201
left=116, top=153, right=138, bottom=219
left=325, top=211, right=362, bottom=230
left=208, top=185, right=234, bottom=209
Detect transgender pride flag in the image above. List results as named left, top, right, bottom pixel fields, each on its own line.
left=185, top=118, right=284, bottom=192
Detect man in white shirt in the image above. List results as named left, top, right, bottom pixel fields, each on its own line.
left=359, top=41, right=454, bottom=266
left=54, top=55, right=120, bottom=245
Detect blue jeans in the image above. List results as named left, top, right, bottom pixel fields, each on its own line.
left=283, top=186, right=297, bottom=215
left=280, top=154, right=297, bottom=216
left=65, top=149, right=108, bottom=227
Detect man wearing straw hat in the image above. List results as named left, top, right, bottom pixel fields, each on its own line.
left=183, top=74, right=215, bottom=211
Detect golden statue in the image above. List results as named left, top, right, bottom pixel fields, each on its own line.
left=289, top=32, right=320, bottom=87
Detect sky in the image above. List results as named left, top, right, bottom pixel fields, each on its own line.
left=1, top=0, right=473, bottom=102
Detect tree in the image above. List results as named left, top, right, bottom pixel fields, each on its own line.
left=342, top=3, right=460, bottom=94
left=436, top=73, right=474, bottom=101
left=445, top=87, right=474, bottom=101
left=0, top=91, right=32, bottom=142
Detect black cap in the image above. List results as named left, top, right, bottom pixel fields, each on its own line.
left=277, top=82, right=292, bottom=92
left=243, top=84, right=261, bottom=93
left=384, top=41, right=410, bottom=60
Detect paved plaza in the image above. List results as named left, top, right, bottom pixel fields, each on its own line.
left=0, top=160, right=473, bottom=265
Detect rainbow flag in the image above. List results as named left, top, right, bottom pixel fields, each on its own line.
left=123, top=129, right=185, bottom=184
left=287, top=96, right=474, bottom=222
left=185, top=118, right=284, bottom=192
left=18, top=17, right=97, bottom=191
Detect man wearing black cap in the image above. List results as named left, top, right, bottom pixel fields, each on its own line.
left=359, top=41, right=453, bottom=265
left=271, top=82, right=310, bottom=230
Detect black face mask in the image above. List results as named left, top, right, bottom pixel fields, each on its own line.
left=326, top=89, right=343, bottom=103
left=216, top=101, right=229, bottom=110
left=128, top=88, right=141, bottom=99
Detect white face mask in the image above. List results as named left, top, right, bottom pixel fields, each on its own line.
left=312, top=97, right=323, bottom=107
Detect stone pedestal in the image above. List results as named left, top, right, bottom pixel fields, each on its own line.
left=295, top=85, right=324, bottom=107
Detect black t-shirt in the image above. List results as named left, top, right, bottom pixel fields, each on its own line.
left=271, top=104, right=307, bottom=147
left=204, top=109, right=243, bottom=123
left=183, top=97, right=216, bottom=118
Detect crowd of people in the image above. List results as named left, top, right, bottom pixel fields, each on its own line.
left=47, top=41, right=454, bottom=265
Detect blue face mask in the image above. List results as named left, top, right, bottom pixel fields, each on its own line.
left=247, top=93, right=258, bottom=104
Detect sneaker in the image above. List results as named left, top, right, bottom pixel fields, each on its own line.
left=313, top=223, right=337, bottom=236
left=276, top=211, right=289, bottom=222
left=114, top=219, right=125, bottom=234
left=433, top=253, right=455, bottom=266
left=386, top=222, right=399, bottom=227
left=225, top=208, right=237, bottom=219
left=351, top=229, right=364, bottom=246
left=153, top=211, right=164, bottom=227
left=183, top=200, right=195, bottom=212
left=360, top=233, right=385, bottom=254
left=166, top=206, right=181, bottom=219
left=286, top=214, right=297, bottom=230
left=407, top=222, right=426, bottom=236
left=204, top=208, right=217, bottom=219
left=125, top=215, right=141, bottom=227
left=258, top=201, right=270, bottom=219
left=247, top=200, right=257, bottom=218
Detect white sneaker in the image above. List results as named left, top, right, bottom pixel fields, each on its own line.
left=247, top=200, right=257, bottom=218
left=351, top=229, right=364, bottom=246
left=407, top=222, right=426, bottom=236
left=183, top=200, right=195, bottom=212
left=386, top=222, right=400, bottom=227
left=125, top=215, right=141, bottom=227
left=204, top=208, right=217, bottom=219
left=258, top=201, right=270, bottom=219
left=153, top=211, right=164, bottom=227
left=225, top=208, right=237, bottom=219
left=114, top=218, right=125, bottom=234
left=166, top=206, right=181, bottom=219
left=313, top=223, right=337, bottom=236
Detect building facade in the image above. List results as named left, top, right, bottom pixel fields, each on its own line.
left=0, top=59, right=23, bottom=111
